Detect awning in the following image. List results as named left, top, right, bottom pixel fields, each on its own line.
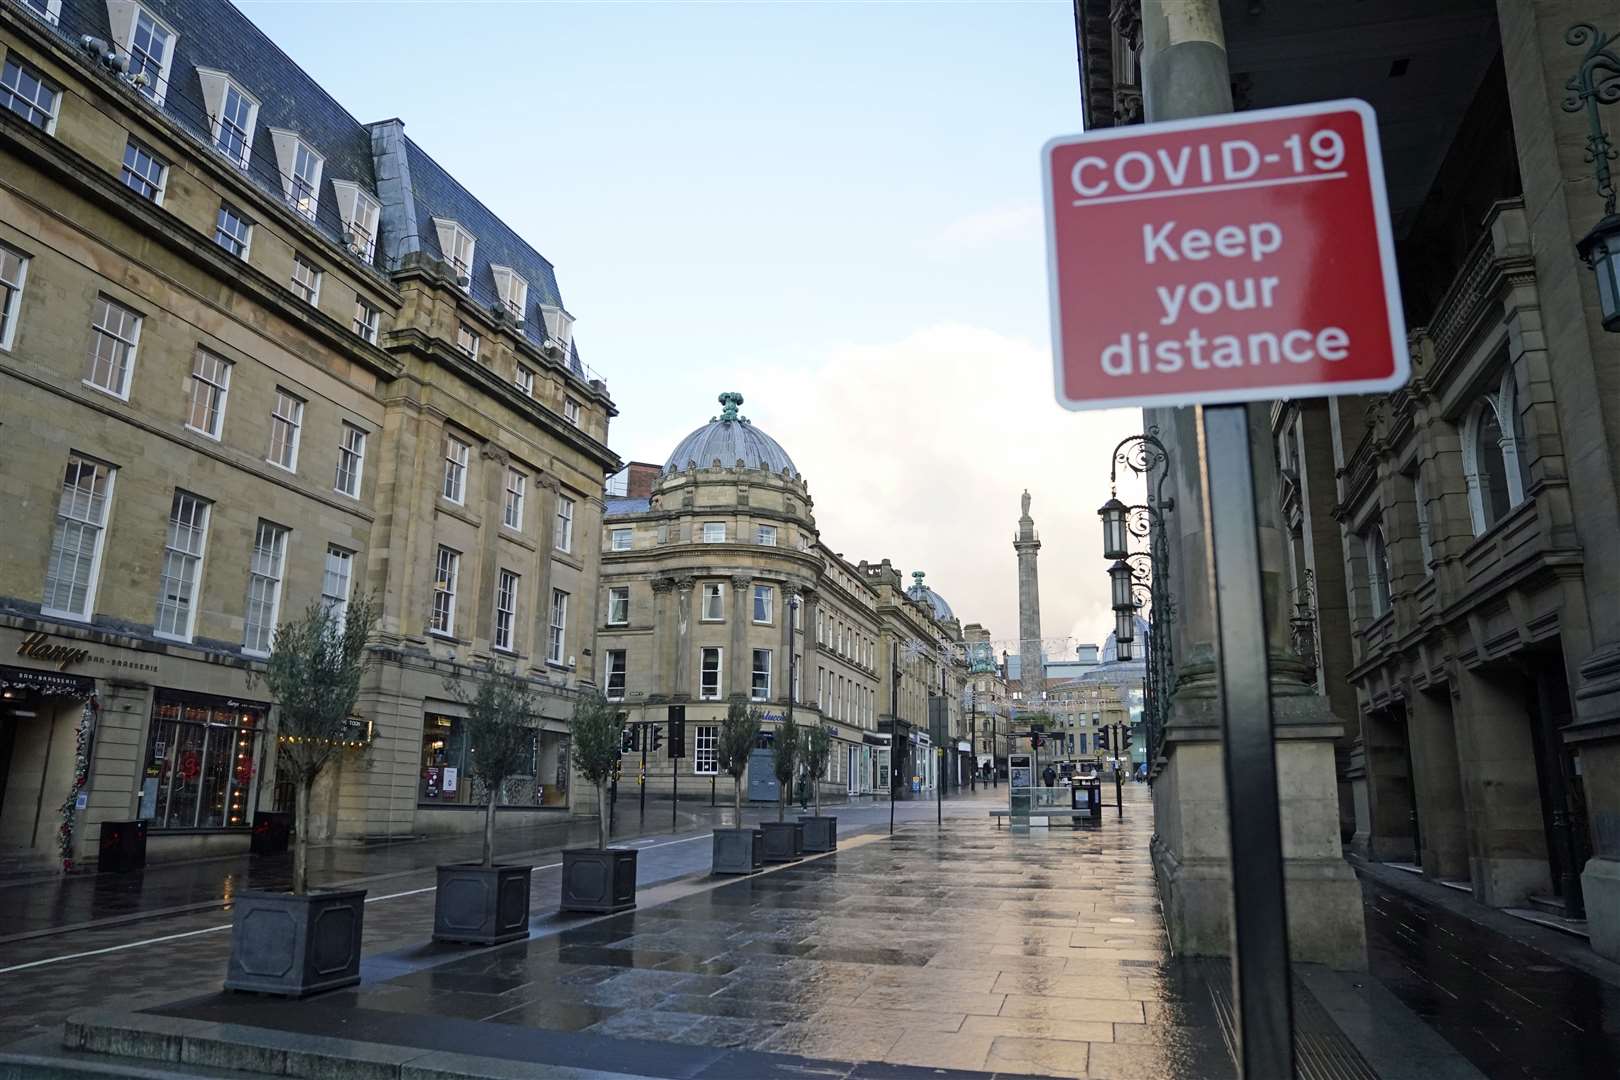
left=0, top=665, right=94, bottom=699
left=862, top=731, right=891, bottom=746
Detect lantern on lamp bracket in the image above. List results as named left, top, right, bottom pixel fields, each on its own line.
left=1564, top=23, right=1620, bottom=330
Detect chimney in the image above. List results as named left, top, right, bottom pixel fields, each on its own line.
left=626, top=462, right=661, bottom=499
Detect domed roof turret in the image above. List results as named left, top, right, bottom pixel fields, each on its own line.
left=906, top=571, right=955, bottom=623
left=663, top=392, right=798, bottom=478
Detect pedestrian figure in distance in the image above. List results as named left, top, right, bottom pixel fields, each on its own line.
left=1042, top=764, right=1057, bottom=788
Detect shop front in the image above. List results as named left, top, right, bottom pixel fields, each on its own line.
left=1, top=623, right=276, bottom=866
left=415, top=701, right=571, bottom=836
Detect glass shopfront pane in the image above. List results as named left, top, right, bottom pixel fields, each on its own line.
left=141, top=692, right=264, bottom=830
left=420, top=712, right=555, bottom=807
left=420, top=713, right=469, bottom=805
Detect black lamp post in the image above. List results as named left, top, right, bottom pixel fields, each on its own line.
left=1565, top=24, right=1620, bottom=330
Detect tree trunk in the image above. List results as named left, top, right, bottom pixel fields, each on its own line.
left=815, top=761, right=821, bottom=815
left=733, top=774, right=742, bottom=827
left=777, top=785, right=785, bottom=822
left=597, top=778, right=610, bottom=850
left=483, top=785, right=498, bottom=867
left=293, top=774, right=310, bottom=895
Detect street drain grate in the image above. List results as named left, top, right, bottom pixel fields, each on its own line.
left=1198, top=959, right=1381, bottom=1080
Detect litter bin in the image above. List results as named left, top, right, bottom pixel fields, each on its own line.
left=251, top=811, right=293, bottom=855
left=98, top=820, right=147, bottom=873
left=1071, top=778, right=1102, bottom=818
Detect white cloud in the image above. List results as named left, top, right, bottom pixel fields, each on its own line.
left=928, top=203, right=1042, bottom=258
left=719, top=323, right=1145, bottom=659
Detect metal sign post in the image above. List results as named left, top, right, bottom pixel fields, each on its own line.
left=1199, top=402, right=1294, bottom=1074
left=1040, top=100, right=1410, bottom=1080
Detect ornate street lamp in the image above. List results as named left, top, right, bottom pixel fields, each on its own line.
left=1108, top=559, right=1134, bottom=611
left=1099, top=498, right=1130, bottom=560
left=1117, top=639, right=1134, bottom=661
left=1565, top=24, right=1620, bottom=330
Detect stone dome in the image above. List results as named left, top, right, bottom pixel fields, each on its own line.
left=906, top=571, right=955, bottom=623
left=663, top=392, right=798, bottom=478
left=1102, top=615, right=1151, bottom=663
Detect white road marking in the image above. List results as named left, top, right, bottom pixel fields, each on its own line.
left=0, top=833, right=714, bottom=974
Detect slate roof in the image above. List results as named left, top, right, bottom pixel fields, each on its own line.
left=400, top=135, right=583, bottom=373
left=38, top=0, right=377, bottom=264
left=26, top=0, right=586, bottom=379
left=906, top=582, right=955, bottom=623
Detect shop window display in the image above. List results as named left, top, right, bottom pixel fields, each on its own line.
left=419, top=713, right=569, bottom=807
left=139, top=691, right=266, bottom=830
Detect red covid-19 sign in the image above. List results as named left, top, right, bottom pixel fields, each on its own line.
left=1042, top=100, right=1407, bottom=412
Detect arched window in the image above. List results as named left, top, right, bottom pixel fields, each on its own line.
left=1366, top=525, right=1392, bottom=616
left=1462, top=369, right=1529, bottom=536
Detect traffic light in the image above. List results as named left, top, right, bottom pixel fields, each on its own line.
left=652, top=724, right=664, bottom=754
left=668, top=706, right=686, bottom=758
left=1097, top=726, right=1111, bottom=752
left=1121, top=725, right=1134, bottom=754
left=621, top=728, right=634, bottom=754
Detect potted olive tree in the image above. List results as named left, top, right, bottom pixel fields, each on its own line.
left=225, top=595, right=378, bottom=997
left=433, top=662, right=537, bottom=945
left=711, top=701, right=763, bottom=874
left=798, top=724, right=837, bottom=852
left=759, top=713, right=802, bottom=862
left=560, top=693, right=636, bottom=912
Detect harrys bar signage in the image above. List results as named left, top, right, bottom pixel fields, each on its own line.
left=1042, top=100, right=1407, bottom=411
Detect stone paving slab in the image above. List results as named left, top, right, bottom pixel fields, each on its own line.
left=132, top=785, right=1253, bottom=1079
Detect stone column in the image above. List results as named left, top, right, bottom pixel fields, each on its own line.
left=1296, top=399, right=1361, bottom=840
left=1405, top=687, right=1469, bottom=881
left=782, top=585, right=799, bottom=708
left=1140, top=0, right=1365, bottom=969
left=673, top=578, right=694, bottom=699
left=651, top=578, right=676, bottom=701
left=1013, top=491, right=1043, bottom=690
left=531, top=476, right=559, bottom=664
left=1452, top=666, right=1552, bottom=907
left=471, top=444, right=509, bottom=652
left=730, top=575, right=751, bottom=700
left=1496, top=0, right=1620, bottom=959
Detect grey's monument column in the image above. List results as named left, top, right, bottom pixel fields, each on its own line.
left=1014, top=491, right=1043, bottom=697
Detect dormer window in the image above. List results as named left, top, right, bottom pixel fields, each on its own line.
left=332, top=181, right=380, bottom=262
left=21, top=1, right=63, bottom=26
left=196, top=70, right=258, bottom=169
left=109, top=4, right=177, bottom=106
left=540, top=304, right=574, bottom=352
left=491, top=265, right=527, bottom=321
left=270, top=130, right=323, bottom=221
left=433, top=219, right=475, bottom=287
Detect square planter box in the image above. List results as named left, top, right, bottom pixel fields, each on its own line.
left=97, top=820, right=146, bottom=873
left=224, top=888, right=366, bottom=997
left=560, top=848, right=637, bottom=913
left=433, top=864, right=532, bottom=945
left=798, top=815, right=837, bottom=853
left=712, top=828, right=764, bottom=874
left=759, top=821, right=804, bottom=863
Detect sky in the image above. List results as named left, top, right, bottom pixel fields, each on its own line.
left=237, top=0, right=1146, bottom=656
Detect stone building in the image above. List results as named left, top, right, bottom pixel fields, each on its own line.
left=962, top=622, right=1011, bottom=776
left=0, top=0, right=616, bottom=866
left=1077, top=0, right=1620, bottom=964
left=597, top=394, right=968, bottom=803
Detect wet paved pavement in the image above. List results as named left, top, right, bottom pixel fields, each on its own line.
left=1362, top=880, right=1620, bottom=1079
left=0, top=793, right=832, bottom=939
left=0, top=792, right=982, bottom=1050
left=7, top=782, right=1619, bottom=1078
left=152, top=785, right=1247, bottom=1079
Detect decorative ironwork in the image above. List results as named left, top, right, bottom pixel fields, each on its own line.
left=1290, top=569, right=1318, bottom=677
left=1100, top=430, right=1179, bottom=779
left=1564, top=23, right=1620, bottom=215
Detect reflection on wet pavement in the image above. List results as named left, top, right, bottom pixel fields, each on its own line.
left=160, top=785, right=1261, bottom=1078
left=1363, top=883, right=1620, bottom=1080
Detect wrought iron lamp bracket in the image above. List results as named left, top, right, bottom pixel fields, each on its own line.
left=1565, top=23, right=1620, bottom=215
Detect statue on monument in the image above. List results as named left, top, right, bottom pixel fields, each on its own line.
left=1021, top=489, right=1031, bottom=517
